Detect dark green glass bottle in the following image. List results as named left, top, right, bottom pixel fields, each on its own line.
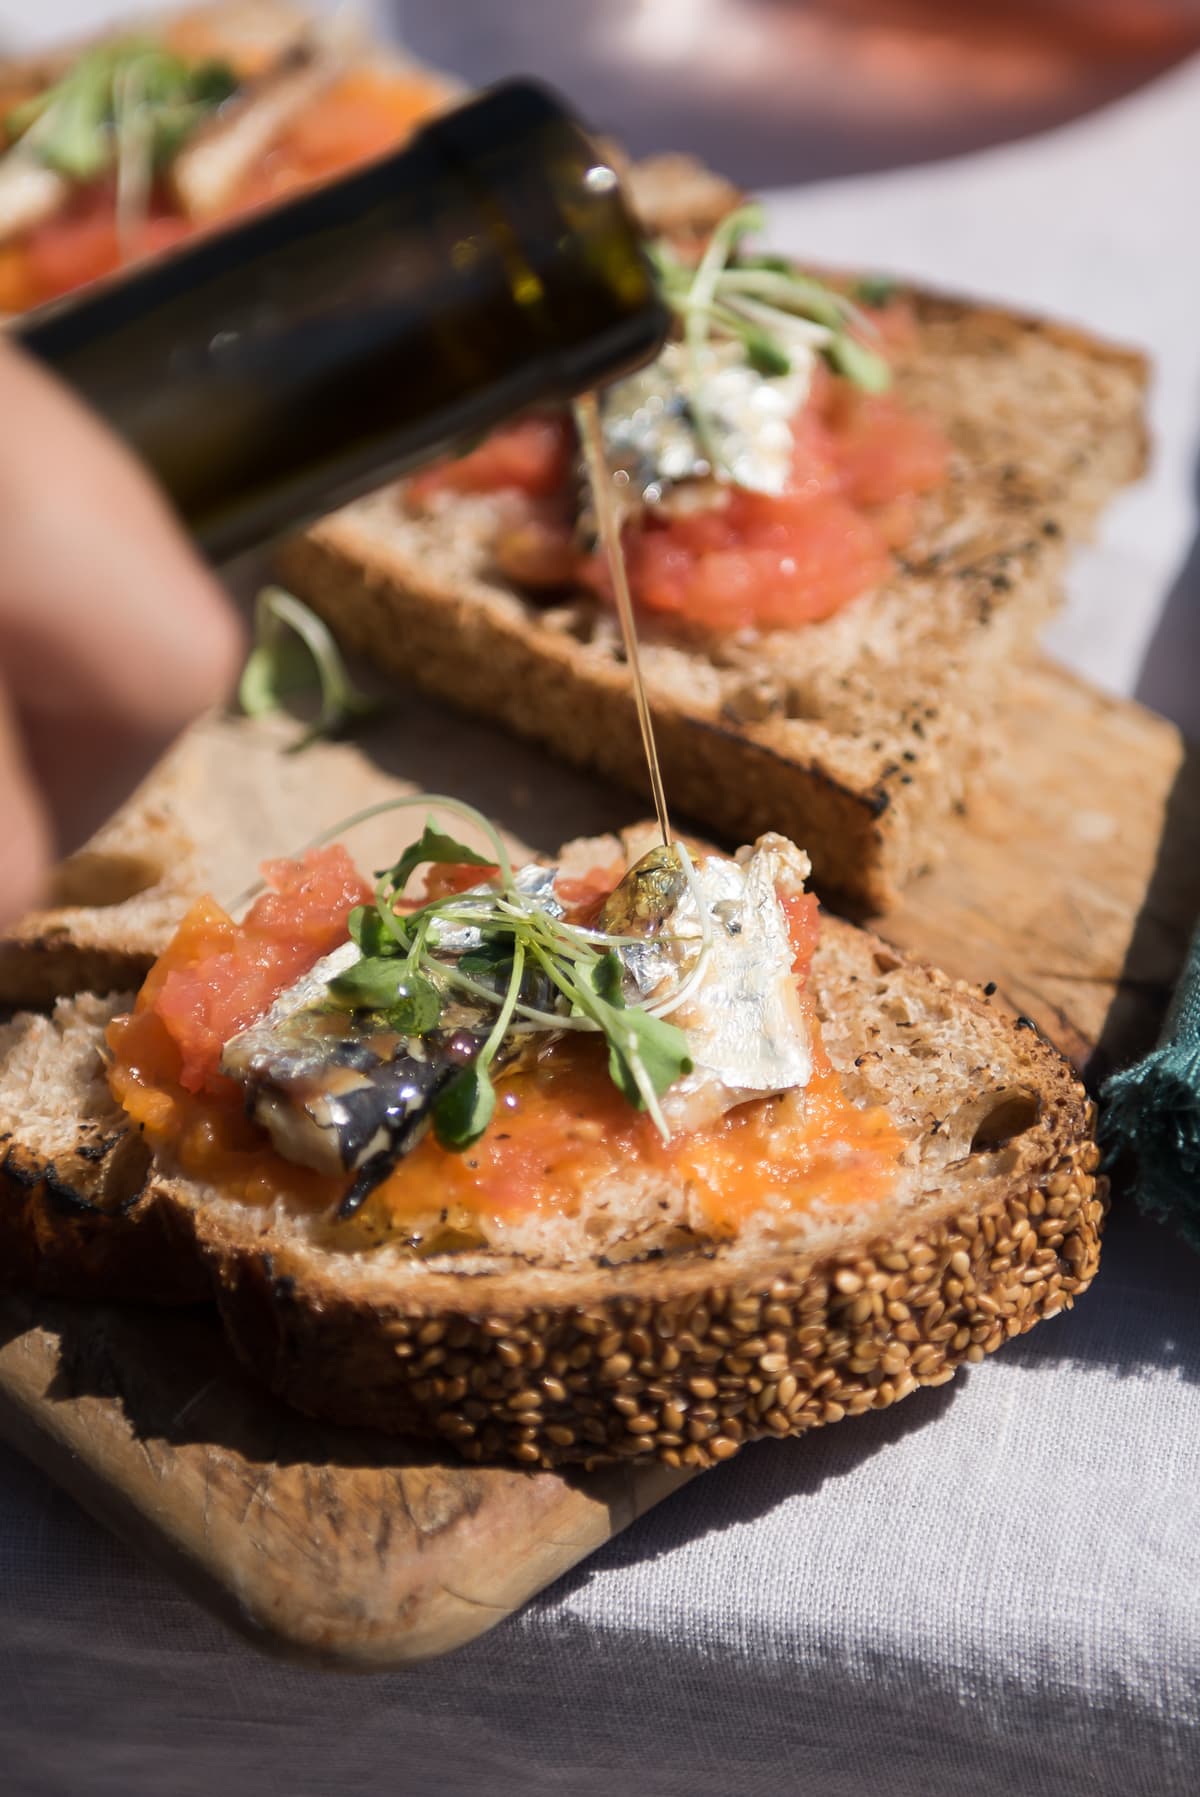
left=14, top=79, right=669, bottom=563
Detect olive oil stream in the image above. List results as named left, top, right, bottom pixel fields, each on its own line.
left=574, top=392, right=672, bottom=848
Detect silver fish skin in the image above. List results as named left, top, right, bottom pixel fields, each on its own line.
left=615, top=834, right=814, bottom=1134
left=221, top=940, right=363, bottom=1087
left=220, top=940, right=476, bottom=1178
left=426, top=862, right=562, bottom=955
left=218, top=866, right=564, bottom=1179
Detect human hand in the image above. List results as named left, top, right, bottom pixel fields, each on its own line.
left=0, top=337, right=243, bottom=927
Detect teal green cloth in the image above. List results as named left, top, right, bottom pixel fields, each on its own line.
left=1103, top=922, right=1200, bottom=1250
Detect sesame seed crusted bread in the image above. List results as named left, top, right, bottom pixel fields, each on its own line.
left=277, top=272, right=1148, bottom=912
left=5, top=828, right=1103, bottom=1465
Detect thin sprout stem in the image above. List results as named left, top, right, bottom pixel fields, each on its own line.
left=716, top=266, right=876, bottom=338
left=490, top=899, right=598, bottom=956
left=679, top=204, right=763, bottom=477
left=526, top=936, right=585, bottom=1009
left=374, top=871, right=412, bottom=951
left=432, top=959, right=594, bottom=1032
left=113, top=59, right=153, bottom=267
left=715, top=267, right=853, bottom=322
left=491, top=898, right=642, bottom=950
left=514, top=906, right=611, bottom=968
left=478, top=942, right=525, bottom=1070
left=713, top=295, right=834, bottom=349
left=623, top=1032, right=672, bottom=1142
left=420, top=895, right=637, bottom=957
left=685, top=201, right=766, bottom=339
left=227, top=791, right=516, bottom=914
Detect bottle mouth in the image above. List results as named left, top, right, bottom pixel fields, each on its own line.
left=421, top=77, right=672, bottom=399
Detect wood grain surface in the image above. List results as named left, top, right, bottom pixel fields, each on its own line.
left=0, top=1293, right=690, bottom=1666
left=875, top=659, right=1200, bottom=1079
left=0, top=656, right=1195, bottom=1668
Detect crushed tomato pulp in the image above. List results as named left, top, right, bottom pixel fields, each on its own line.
left=410, top=333, right=948, bottom=634
left=106, top=847, right=903, bottom=1243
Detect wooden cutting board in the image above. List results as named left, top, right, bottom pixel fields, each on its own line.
left=0, top=656, right=1196, bottom=1667
left=881, top=657, right=1200, bottom=1079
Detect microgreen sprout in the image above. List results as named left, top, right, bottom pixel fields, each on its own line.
left=5, top=40, right=236, bottom=190
left=238, top=587, right=379, bottom=751
left=651, top=202, right=892, bottom=479
left=236, top=795, right=701, bottom=1153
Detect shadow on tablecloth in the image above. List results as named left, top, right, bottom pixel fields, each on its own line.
left=1001, top=1204, right=1200, bottom=1385
left=1135, top=445, right=1200, bottom=736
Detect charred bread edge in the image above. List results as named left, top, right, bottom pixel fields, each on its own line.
left=0, top=1128, right=207, bottom=1303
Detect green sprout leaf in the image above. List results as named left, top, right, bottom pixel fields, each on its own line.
left=238, top=587, right=379, bottom=751
left=736, top=322, right=793, bottom=378
left=346, top=904, right=400, bottom=958
left=854, top=275, right=898, bottom=307
left=6, top=42, right=236, bottom=183
left=457, top=937, right=515, bottom=981
left=433, top=1063, right=496, bottom=1152
left=327, top=955, right=403, bottom=1009
left=433, top=937, right=526, bottom=1150
left=590, top=950, right=626, bottom=1008
left=238, top=627, right=313, bottom=716
left=564, top=949, right=692, bottom=1125
left=387, top=974, right=442, bottom=1036
left=823, top=332, right=892, bottom=394
left=328, top=958, right=440, bottom=1033
left=569, top=949, right=626, bottom=1014
left=381, top=823, right=495, bottom=902
left=606, top=1006, right=694, bottom=1109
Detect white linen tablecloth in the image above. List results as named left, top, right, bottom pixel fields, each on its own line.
left=1, top=29, right=1200, bottom=1797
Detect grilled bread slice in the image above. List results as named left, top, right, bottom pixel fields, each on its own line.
left=278, top=283, right=1147, bottom=912
left=8, top=829, right=1103, bottom=1461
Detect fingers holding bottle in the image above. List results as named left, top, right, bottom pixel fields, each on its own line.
left=0, top=338, right=243, bottom=894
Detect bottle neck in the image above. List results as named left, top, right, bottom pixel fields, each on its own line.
left=16, top=80, right=670, bottom=562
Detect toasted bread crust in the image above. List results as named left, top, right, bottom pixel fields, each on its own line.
left=0, top=996, right=208, bottom=1302
left=0, top=1151, right=206, bottom=1303
left=199, top=1136, right=1103, bottom=1468
left=0, top=1117, right=206, bottom=1303
left=279, top=264, right=1148, bottom=911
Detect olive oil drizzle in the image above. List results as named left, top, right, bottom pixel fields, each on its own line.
left=574, top=391, right=672, bottom=848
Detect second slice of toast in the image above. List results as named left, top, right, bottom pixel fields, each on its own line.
left=278, top=263, right=1147, bottom=912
